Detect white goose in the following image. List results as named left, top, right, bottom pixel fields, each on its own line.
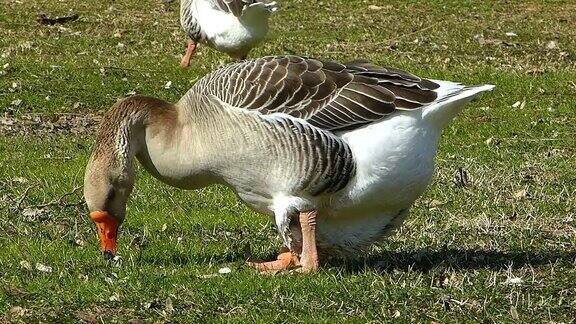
left=180, top=0, right=278, bottom=67
left=84, top=56, right=494, bottom=272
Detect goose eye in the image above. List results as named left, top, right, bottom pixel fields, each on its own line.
left=106, top=189, right=116, bottom=201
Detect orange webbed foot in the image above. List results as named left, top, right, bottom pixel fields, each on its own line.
left=246, top=248, right=300, bottom=274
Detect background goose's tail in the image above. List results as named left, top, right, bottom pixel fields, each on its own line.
left=422, top=80, right=495, bottom=129
left=246, top=1, right=279, bottom=14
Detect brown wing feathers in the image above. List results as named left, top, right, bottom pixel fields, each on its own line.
left=213, top=0, right=246, bottom=17
left=213, top=0, right=276, bottom=17
left=194, top=55, right=440, bottom=132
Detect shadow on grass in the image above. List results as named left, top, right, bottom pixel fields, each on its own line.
left=134, top=247, right=576, bottom=274
left=337, top=248, right=576, bottom=274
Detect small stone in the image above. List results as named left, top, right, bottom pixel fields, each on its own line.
left=218, top=267, right=232, bottom=274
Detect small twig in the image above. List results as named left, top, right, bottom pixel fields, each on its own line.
left=37, top=12, right=79, bottom=26
left=16, top=185, right=34, bottom=210
left=453, top=167, right=469, bottom=188
left=32, top=186, right=84, bottom=209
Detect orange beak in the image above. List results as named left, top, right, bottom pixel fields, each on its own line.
left=90, top=211, right=119, bottom=257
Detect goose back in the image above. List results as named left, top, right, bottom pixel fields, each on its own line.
left=188, top=55, right=440, bottom=132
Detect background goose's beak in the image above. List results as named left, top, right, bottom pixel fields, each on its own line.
left=90, top=211, right=119, bottom=258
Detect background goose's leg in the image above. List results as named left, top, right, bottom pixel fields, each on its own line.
left=298, top=211, right=319, bottom=273
left=246, top=246, right=300, bottom=272
left=180, top=40, right=197, bottom=67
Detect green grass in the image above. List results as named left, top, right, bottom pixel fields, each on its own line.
left=1, top=0, right=575, bottom=322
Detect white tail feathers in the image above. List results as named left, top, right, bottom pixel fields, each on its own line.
left=247, top=1, right=279, bottom=14
left=422, top=82, right=495, bottom=129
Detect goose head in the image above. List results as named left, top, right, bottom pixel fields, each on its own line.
left=83, top=96, right=170, bottom=259
left=84, top=154, right=135, bottom=259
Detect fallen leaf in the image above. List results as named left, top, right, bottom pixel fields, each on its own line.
left=164, top=81, right=172, bottom=89
left=546, top=40, right=558, bottom=50
left=165, top=297, right=174, bottom=314
left=20, top=260, right=32, bottom=270
left=128, top=319, right=144, bottom=324
left=510, top=306, right=519, bottom=320
left=513, top=189, right=527, bottom=200
left=22, top=208, right=48, bottom=222
left=9, top=306, right=29, bottom=317
left=511, top=101, right=521, bottom=108
left=505, top=277, right=524, bottom=285
left=368, top=5, right=383, bottom=10
left=74, top=238, right=86, bottom=246
left=35, top=262, right=52, bottom=273
left=20, top=41, right=33, bottom=51
left=428, top=199, right=444, bottom=208
left=12, top=177, right=28, bottom=183
left=112, top=255, right=123, bottom=267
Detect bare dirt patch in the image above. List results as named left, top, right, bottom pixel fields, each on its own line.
left=0, top=114, right=100, bottom=136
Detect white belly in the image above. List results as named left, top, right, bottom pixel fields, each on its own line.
left=338, top=110, right=439, bottom=211
left=195, top=1, right=269, bottom=53
left=312, top=110, right=441, bottom=254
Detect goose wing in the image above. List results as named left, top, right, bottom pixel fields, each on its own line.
left=191, top=55, right=440, bottom=132
left=212, top=0, right=277, bottom=17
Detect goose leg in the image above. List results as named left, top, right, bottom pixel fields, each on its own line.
left=246, top=246, right=300, bottom=273
left=180, top=40, right=197, bottom=68
left=298, top=211, right=319, bottom=273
